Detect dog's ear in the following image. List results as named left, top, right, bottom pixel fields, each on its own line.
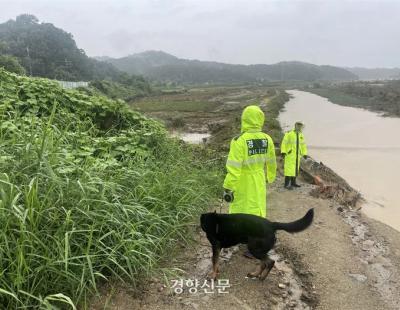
left=213, top=210, right=217, bottom=214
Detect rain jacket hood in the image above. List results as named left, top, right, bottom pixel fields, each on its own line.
left=241, top=105, right=265, bottom=133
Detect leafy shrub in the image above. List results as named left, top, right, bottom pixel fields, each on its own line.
left=89, top=79, right=151, bottom=102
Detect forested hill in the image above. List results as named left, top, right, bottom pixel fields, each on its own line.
left=0, top=14, right=122, bottom=81
left=100, top=51, right=358, bottom=84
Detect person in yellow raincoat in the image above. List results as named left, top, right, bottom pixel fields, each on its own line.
left=223, top=105, right=277, bottom=219
left=280, top=121, right=308, bottom=189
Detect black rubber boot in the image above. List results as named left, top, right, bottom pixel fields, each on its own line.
left=292, top=177, right=301, bottom=187
left=284, top=176, right=293, bottom=190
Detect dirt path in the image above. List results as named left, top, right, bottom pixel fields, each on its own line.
left=91, top=175, right=400, bottom=309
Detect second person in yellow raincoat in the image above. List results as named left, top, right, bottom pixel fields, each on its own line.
left=280, top=121, right=308, bottom=189
left=223, top=105, right=277, bottom=219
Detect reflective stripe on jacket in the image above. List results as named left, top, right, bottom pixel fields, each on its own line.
left=223, top=105, right=277, bottom=218
left=280, top=129, right=307, bottom=177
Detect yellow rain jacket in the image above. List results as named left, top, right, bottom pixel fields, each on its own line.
left=223, top=105, right=277, bottom=218
left=281, top=129, right=308, bottom=177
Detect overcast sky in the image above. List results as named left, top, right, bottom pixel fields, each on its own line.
left=1, top=0, right=399, bottom=67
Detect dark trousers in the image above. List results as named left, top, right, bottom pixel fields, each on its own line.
left=284, top=176, right=298, bottom=187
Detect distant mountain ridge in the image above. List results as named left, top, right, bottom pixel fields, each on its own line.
left=99, top=51, right=358, bottom=84
left=345, top=67, right=400, bottom=80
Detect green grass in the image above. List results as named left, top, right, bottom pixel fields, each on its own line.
left=0, top=68, right=222, bottom=308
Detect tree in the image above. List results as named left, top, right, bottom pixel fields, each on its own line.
left=15, top=14, right=39, bottom=25
left=0, top=41, right=25, bottom=75
left=0, top=55, right=26, bottom=75
left=0, top=41, right=7, bottom=53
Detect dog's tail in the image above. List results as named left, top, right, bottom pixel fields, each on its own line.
left=272, top=209, right=314, bottom=233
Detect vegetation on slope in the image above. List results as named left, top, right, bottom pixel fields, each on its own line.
left=88, top=76, right=152, bottom=102
left=0, top=68, right=222, bottom=308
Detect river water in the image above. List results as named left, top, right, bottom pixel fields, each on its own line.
left=279, top=90, right=400, bottom=232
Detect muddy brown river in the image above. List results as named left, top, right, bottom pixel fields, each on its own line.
left=279, top=90, right=400, bottom=232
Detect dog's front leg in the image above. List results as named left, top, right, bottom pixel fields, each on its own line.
left=259, top=256, right=275, bottom=281
left=208, top=243, right=221, bottom=280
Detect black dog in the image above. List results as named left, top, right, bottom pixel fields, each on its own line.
left=200, top=209, right=314, bottom=280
